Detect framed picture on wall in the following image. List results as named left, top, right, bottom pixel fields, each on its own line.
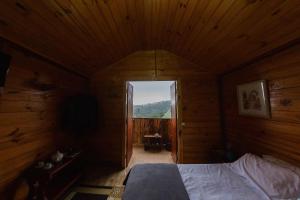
left=237, top=80, right=270, bottom=118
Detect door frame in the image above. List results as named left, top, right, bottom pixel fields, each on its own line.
left=122, top=79, right=182, bottom=168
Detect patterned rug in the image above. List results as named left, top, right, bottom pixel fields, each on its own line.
left=64, top=185, right=124, bottom=200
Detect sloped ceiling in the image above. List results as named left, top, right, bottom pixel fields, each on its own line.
left=0, top=0, right=299, bottom=76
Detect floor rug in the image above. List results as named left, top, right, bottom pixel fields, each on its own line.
left=64, top=185, right=124, bottom=200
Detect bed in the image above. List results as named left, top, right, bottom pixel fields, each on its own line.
left=123, top=154, right=300, bottom=200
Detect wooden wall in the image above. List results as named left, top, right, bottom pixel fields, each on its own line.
left=132, top=118, right=170, bottom=146
left=90, top=50, right=221, bottom=166
left=0, top=40, right=87, bottom=199
left=222, top=43, right=300, bottom=166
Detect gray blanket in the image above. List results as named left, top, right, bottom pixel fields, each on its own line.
left=123, top=164, right=190, bottom=200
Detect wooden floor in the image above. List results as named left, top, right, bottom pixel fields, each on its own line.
left=129, top=145, right=174, bottom=165
left=81, top=146, right=174, bottom=187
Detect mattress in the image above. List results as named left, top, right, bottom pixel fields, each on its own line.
left=123, top=163, right=271, bottom=200
left=178, top=163, right=270, bottom=200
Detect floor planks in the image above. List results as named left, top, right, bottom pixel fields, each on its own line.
left=81, top=146, right=174, bottom=187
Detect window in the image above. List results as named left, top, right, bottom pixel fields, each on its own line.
left=130, top=81, right=174, bottom=119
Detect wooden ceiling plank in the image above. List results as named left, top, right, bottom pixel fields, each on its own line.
left=182, top=0, right=247, bottom=62
left=150, top=0, right=157, bottom=49
left=231, top=1, right=297, bottom=53
left=191, top=0, right=268, bottom=65
left=203, top=0, right=289, bottom=71
left=29, top=0, right=96, bottom=69
left=155, top=0, right=168, bottom=49
left=41, top=0, right=107, bottom=71
left=246, top=3, right=300, bottom=44
left=171, top=0, right=207, bottom=54
left=69, top=0, right=117, bottom=53
left=107, top=0, right=135, bottom=54
left=143, top=0, right=153, bottom=49
left=94, top=0, right=130, bottom=58
left=0, top=1, right=90, bottom=75
left=123, top=0, right=142, bottom=51
left=150, top=0, right=162, bottom=50
left=133, top=0, right=146, bottom=49
left=175, top=0, right=211, bottom=55
left=226, top=27, right=300, bottom=73
left=0, top=0, right=299, bottom=75
left=67, top=0, right=118, bottom=65
left=194, top=0, right=284, bottom=70
left=154, top=0, right=170, bottom=49
left=186, top=0, right=236, bottom=61
left=170, top=0, right=201, bottom=51
left=0, top=1, right=85, bottom=67
left=180, top=0, right=227, bottom=59
left=159, top=0, right=180, bottom=50
left=162, top=0, right=186, bottom=50
left=124, top=0, right=142, bottom=50
left=25, top=0, right=97, bottom=67
left=74, top=0, right=129, bottom=68
left=0, top=34, right=88, bottom=79
left=166, top=0, right=191, bottom=51
left=276, top=1, right=300, bottom=22
left=152, top=0, right=162, bottom=50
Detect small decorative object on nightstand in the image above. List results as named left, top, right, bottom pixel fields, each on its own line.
left=25, top=150, right=82, bottom=200
left=51, top=151, right=64, bottom=163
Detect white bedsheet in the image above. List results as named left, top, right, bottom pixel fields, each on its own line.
left=178, top=164, right=270, bottom=200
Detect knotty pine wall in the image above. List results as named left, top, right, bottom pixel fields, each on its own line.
left=0, top=41, right=87, bottom=199
left=222, top=44, right=300, bottom=166
left=91, top=50, right=221, bottom=166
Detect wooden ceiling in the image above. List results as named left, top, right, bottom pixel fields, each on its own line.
left=0, top=0, right=299, bottom=76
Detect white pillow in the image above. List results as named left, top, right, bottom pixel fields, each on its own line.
left=262, top=155, right=300, bottom=176
left=231, top=153, right=300, bottom=199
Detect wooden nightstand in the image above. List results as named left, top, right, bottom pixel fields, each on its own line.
left=25, top=152, right=82, bottom=200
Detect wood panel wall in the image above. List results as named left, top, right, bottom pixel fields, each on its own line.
left=0, top=40, right=87, bottom=199
left=132, top=118, right=170, bottom=146
left=222, top=43, right=300, bottom=166
left=90, top=50, right=221, bottom=166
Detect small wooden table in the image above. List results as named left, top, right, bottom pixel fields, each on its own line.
left=25, top=152, right=82, bottom=200
left=143, top=134, right=162, bottom=151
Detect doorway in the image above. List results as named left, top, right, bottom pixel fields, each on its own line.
left=124, top=81, right=179, bottom=168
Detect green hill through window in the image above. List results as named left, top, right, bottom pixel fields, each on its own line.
left=133, top=100, right=171, bottom=118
